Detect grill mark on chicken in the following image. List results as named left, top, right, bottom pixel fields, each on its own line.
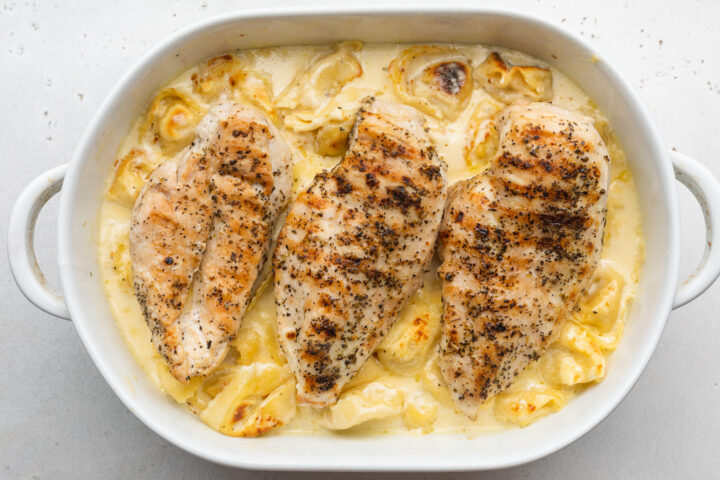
left=437, top=102, right=609, bottom=419
left=274, top=98, right=448, bottom=406
left=130, top=102, right=292, bottom=382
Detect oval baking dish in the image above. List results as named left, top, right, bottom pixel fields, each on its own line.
left=8, top=7, right=720, bottom=471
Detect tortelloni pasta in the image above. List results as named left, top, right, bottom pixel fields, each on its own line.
left=276, top=42, right=363, bottom=115
left=232, top=280, right=286, bottom=367
left=319, top=381, right=404, bottom=431
left=139, top=88, right=206, bottom=154
left=571, top=260, right=629, bottom=351
left=317, top=363, right=439, bottom=432
left=230, top=68, right=275, bottom=116
left=191, top=54, right=239, bottom=99
left=539, top=323, right=606, bottom=387
left=464, top=97, right=504, bottom=173
left=200, top=363, right=297, bottom=437
left=106, top=148, right=162, bottom=208
left=375, top=279, right=442, bottom=375
left=190, top=53, right=276, bottom=117
left=494, top=389, right=566, bottom=427
left=276, top=42, right=366, bottom=155
left=476, top=52, right=553, bottom=104
left=539, top=261, right=628, bottom=387
left=389, top=45, right=474, bottom=120
left=98, top=41, right=644, bottom=439
left=313, top=110, right=359, bottom=157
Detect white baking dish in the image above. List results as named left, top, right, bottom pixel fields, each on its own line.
left=8, top=6, right=720, bottom=471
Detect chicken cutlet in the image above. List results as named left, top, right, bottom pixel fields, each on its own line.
left=274, top=98, right=448, bottom=406
left=437, top=102, right=609, bottom=418
left=130, top=102, right=292, bottom=382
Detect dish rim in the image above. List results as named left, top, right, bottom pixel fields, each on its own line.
left=55, top=5, right=679, bottom=471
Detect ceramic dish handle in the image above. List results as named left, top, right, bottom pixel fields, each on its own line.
left=671, top=151, right=720, bottom=308
left=8, top=164, right=70, bottom=320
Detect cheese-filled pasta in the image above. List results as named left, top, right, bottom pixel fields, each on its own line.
left=494, top=389, right=566, bottom=427
left=276, top=42, right=363, bottom=129
left=139, top=88, right=206, bottom=154
left=475, top=51, right=553, bottom=103
left=389, top=45, right=474, bottom=120
left=106, top=148, right=161, bottom=207
left=192, top=54, right=240, bottom=99
left=464, top=97, right=503, bottom=173
left=200, top=363, right=296, bottom=436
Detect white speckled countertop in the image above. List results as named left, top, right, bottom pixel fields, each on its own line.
left=2, top=1, right=719, bottom=478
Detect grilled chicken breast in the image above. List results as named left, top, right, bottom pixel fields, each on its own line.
left=274, top=98, right=447, bottom=406
left=438, top=102, right=609, bottom=418
left=130, top=102, right=292, bottom=382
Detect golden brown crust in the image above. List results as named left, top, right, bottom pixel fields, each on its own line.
left=437, top=102, right=609, bottom=418
left=274, top=98, right=447, bottom=406
left=130, top=103, right=292, bottom=382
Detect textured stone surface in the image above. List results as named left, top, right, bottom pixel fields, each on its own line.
left=1, top=1, right=719, bottom=478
